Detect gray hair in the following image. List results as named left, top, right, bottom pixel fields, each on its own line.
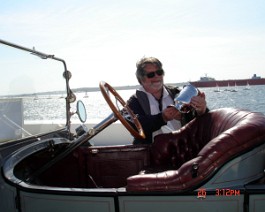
left=135, top=57, right=164, bottom=84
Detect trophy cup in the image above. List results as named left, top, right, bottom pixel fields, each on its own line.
left=174, top=84, right=198, bottom=113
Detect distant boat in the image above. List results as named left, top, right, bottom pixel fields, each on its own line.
left=243, top=82, right=251, bottom=90
left=83, top=92, right=89, bottom=98
left=230, top=88, right=237, bottom=92
left=33, top=94, right=38, bottom=100
left=190, top=74, right=265, bottom=88
left=224, top=83, right=231, bottom=91
left=213, top=84, right=221, bottom=92
left=230, top=83, right=237, bottom=92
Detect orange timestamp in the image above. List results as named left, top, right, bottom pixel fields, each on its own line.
left=197, top=188, right=241, bottom=199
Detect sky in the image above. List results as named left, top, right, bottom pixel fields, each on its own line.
left=1, top=0, right=265, bottom=88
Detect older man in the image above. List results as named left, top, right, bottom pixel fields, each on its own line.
left=127, top=57, right=208, bottom=144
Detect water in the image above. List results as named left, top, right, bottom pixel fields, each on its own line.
left=201, top=85, right=265, bottom=114
left=23, top=85, right=265, bottom=122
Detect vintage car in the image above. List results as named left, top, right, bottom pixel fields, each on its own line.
left=1, top=39, right=265, bottom=212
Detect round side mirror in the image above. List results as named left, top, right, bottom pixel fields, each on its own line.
left=76, top=100, right=87, bottom=123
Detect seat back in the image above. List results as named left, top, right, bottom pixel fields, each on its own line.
left=151, top=108, right=264, bottom=169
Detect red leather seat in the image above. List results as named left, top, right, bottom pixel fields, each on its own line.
left=127, top=108, right=265, bottom=192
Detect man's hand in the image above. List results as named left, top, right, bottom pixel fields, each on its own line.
left=190, top=91, right=207, bottom=115
left=162, top=105, right=181, bottom=121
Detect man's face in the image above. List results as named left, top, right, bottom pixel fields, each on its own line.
left=141, top=63, right=164, bottom=94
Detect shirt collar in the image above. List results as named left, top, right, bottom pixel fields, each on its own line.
left=138, top=85, right=170, bottom=99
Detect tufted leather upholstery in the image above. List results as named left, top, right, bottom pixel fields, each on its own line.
left=126, top=108, right=265, bottom=192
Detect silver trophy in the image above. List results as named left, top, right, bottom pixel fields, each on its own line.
left=174, top=84, right=198, bottom=113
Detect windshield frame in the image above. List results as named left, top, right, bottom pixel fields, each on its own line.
left=0, top=39, right=73, bottom=141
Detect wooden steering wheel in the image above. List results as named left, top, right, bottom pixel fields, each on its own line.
left=99, top=81, right=145, bottom=140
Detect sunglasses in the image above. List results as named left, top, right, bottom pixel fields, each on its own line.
left=144, top=69, right=164, bottom=78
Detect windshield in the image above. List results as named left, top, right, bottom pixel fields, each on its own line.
left=0, top=41, right=68, bottom=143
